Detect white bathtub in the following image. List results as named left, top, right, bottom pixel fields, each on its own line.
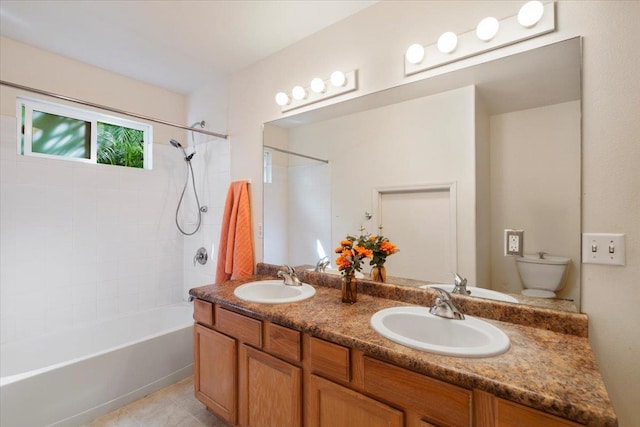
left=0, top=303, right=194, bottom=427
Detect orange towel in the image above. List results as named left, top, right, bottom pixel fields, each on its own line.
left=215, top=180, right=254, bottom=283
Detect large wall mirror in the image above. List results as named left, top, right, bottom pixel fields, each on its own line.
left=263, top=37, right=582, bottom=312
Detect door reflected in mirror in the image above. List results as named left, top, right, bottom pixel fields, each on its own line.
left=263, top=38, right=581, bottom=312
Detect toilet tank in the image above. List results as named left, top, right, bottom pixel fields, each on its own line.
left=515, top=254, right=570, bottom=290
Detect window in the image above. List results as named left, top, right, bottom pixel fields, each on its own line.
left=18, top=97, right=153, bottom=169
left=263, top=149, right=273, bottom=183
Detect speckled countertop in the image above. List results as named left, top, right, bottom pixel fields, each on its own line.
left=189, top=269, right=617, bottom=427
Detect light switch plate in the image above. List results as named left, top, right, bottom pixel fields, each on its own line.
left=582, top=233, right=625, bottom=266
left=504, top=229, right=524, bottom=256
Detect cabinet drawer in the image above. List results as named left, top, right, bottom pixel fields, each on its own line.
left=264, top=322, right=301, bottom=362
left=496, top=398, right=583, bottom=427
left=193, top=299, right=214, bottom=327
left=215, top=306, right=262, bottom=347
left=363, top=356, right=471, bottom=427
left=309, top=337, right=350, bottom=383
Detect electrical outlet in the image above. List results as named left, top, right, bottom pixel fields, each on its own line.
left=582, top=233, right=625, bottom=266
left=504, top=229, right=524, bottom=256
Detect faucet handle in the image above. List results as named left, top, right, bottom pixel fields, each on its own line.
left=431, top=286, right=452, bottom=301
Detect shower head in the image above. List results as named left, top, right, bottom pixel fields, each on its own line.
left=169, top=138, right=194, bottom=160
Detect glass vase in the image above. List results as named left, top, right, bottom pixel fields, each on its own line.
left=341, top=272, right=357, bottom=304
left=371, top=264, right=387, bottom=283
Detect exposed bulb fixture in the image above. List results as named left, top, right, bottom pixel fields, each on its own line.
left=518, top=1, right=544, bottom=28
left=292, top=85, right=307, bottom=100
left=310, top=77, right=326, bottom=94
left=275, top=92, right=290, bottom=106
left=437, top=32, right=458, bottom=54
left=275, top=70, right=357, bottom=110
left=405, top=43, right=425, bottom=64
left=476, top=17, right=499, bottom=41
left=330, top=71, right=347, bottom=87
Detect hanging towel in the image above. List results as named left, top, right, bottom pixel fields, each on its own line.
left=215, top=180, right=255, bottom=283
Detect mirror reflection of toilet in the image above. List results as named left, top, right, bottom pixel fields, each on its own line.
left=516, top=253, right=570, bottom=298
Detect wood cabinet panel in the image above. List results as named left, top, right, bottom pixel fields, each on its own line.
left=495, top=398, right=583, bottom=427
left=239, top=344, right=301, bottom=427
left=308, top=374, right=403, bottom=427
left=193, top=324, right=237, bottom=425
left=264, top=321, right=301, bottom=363
left=215, top=305, right=262, bottom=347
left=193, top=299, right=214, bottom=327
left=363, top=356, right=471, bottom=427
left=309, top=337, right=350, bottom=383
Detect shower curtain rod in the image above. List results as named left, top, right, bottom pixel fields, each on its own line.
left=264, top=144, right=329, bottom=164
left=0, top=79, right=228, bottom=140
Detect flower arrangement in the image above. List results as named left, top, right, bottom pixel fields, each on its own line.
left=362, top=228, right=399, bottom=268
left=334, top=236, right=372, bottom=276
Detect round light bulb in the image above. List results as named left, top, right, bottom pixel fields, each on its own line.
left=518, top=1, right=544, bottom=28
left=330, top=71, right=346, bottom=87
left=437, top=32, right=458, bottom=54
left=275, top=92, right=290, bottom=106
left=405, top=43, right=425, bottom=65
left=310, top=77, right=326, bottom=94
left=292, top=85, right=307, bottom=101
left=476, top=17, right=499, bottom=42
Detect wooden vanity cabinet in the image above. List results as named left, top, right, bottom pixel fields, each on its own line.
left=193, top=300, right=585, bottom=427
left=307, top=374, right=403, bottom=427
left=193, top=301, right=302, bottom=427
left=193, top=323, right=237, bottom=424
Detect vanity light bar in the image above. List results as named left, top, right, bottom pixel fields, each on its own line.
left=277, top=70, right=358, bottom=113
left=404, top=1, right=555, bottom=76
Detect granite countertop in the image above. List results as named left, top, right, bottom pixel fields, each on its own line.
left=189, top=273, right=617, bottom=427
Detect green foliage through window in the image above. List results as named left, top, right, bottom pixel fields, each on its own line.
left=18, top=97, right=152, bottom=170
left=97, top=122, right=144, bottom=168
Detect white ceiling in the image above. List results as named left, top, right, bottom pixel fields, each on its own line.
left=0, top=0, right=376, bottom=95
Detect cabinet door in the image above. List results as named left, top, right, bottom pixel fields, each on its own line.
left=239, top=344, right=301, bottom=427
left=308, top=374, right=403, bottom=427
left=193, top=324, right=237, bottom=425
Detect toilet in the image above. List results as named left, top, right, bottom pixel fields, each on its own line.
left=515, top=253, right=570, bottom=298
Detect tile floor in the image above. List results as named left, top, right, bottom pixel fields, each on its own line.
left=86, top=377, right=229, bottom=427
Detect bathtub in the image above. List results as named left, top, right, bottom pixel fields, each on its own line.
left=0, top=303, right=194, bottom=427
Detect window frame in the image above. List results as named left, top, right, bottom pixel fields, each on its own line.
left=17, top=96, right=153, bottom=170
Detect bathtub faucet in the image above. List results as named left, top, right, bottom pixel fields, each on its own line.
left=277, top=265, right=302, bottom=286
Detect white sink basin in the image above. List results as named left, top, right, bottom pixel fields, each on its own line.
left=234, top=280, right=316, bottom=304
left=370, top=306, right=510, bottom=357
left=420, top=284, right=519, bottom=303
left=307, top=267, right=364, bottom=279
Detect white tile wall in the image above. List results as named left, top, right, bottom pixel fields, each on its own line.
left=0, top=115, right=231, bottom=345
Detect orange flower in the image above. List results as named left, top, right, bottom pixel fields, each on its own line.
left=335, top=255, right=351, bottom=269
left=334, top=246, right=344, bottom=254
left=380, top=241, right=397, bottom=254
left=354, top=245, right=373, bottom=258
left=340, top=239, right=352, bottom=247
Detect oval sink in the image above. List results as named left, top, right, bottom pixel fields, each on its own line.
left=370, top=306, right=510, bottom=357
left=234, top=280, right=316, bottom=304
left=307, top=268, right=364, bottom=279
left=420, top=284, right=519, bottom=303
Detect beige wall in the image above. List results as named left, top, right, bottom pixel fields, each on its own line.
left=490, top=101, right=581, bottom=303
left=225, top=1, right=640, bottom=424
left=0, top=36, right=187, bottom=145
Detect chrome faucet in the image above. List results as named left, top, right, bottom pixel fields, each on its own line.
left=429, top=287, right=465, bottom=320
left=277, top=265, right=302, bottom=286
left=451, top=273, right=471, bottom=295
left=314, top=256, right=330, bottom=272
